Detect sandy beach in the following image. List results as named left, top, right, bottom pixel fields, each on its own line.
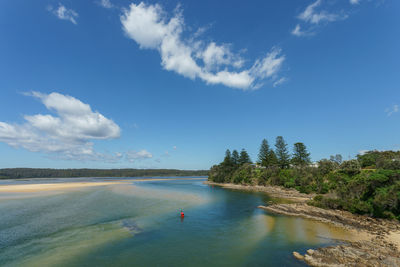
left=0, top=177, right=206, bottom=193
left=0, top=181, right=129, bottom=193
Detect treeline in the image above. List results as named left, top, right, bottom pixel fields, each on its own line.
left=209, top=136, right=312, bottom=184
left=209, top=137, right=400, bottom=220
left=0, top=168, right=208, bottom=179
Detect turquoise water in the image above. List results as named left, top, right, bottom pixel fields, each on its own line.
left=0, top=178, right=350, bottom=266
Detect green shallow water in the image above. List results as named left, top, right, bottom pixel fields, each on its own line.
left=0, top=178, right=351, bottom=266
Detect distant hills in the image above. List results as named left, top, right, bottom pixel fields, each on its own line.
left=0, top=168, right=208, bottom=179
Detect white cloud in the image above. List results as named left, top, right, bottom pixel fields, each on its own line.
left=298, top=0, right=344, bottom=24
left=0, top=92, right=121, bottom=161
left=126, top=150, right=153, bottom=162
left=293, top=0, right=348, bottom=37
left=350, top=0, right=360, bottom=4
left=48, top=4, right=78, bottom=25
left=120, top=2, right=285, bottom=90
left=98, top=0, right=113, bottom=9
left=273, top=77, right=287, bottom=87
left=385, top=104, right=399, bottom=117
left=291, top=24, right=308, bottom=37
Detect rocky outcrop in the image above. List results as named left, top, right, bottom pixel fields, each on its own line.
left=259, top=203, right=400, bottom=267
left=258, top=203, right=400, bottom=234
left=295, top=237, right=400, bottom=267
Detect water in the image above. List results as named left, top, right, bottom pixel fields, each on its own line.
left=0, top=178, right=351, bottom=266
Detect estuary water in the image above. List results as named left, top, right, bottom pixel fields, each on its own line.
left=0, top=178, right=351, bottom=266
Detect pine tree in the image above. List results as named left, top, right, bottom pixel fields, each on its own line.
left=275, top=136, right=290, bottom=169
left=239, top=149, right=252, bottom=165
left=223, top=149, right=232, bottom=166
left=232, top=150, right=239, bottom=166
left=258, top=139, right=270, bottom=166
left=292, top=142, right=311, bottom=166
left=267, top=149, right=278, bottom=167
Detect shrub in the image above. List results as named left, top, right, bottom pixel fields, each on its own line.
left=340, top=160, right=361, bottom=176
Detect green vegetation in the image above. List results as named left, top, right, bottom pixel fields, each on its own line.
left=208, top=139, right=400, bottom=221
left=0, top=168, right=208, bottom=179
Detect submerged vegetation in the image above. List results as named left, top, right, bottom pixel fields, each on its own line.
left=208, top=137, right=400, bottom=220
left=0, top=168, right=208, bottom=179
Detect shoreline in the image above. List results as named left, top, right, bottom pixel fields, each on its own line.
left=205, top=181, right=400, bottom=266
left=0, top=177, right=206, bottom=193
left=0, top=181, right=130, bottom=193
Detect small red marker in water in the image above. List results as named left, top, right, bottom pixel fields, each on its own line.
left=180, top=209, right=184, bottom=218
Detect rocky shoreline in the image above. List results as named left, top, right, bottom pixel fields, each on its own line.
left=205, top=181, right=400, bottom=267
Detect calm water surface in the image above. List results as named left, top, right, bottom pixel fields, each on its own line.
left=0, top=178, right=350, bottom=266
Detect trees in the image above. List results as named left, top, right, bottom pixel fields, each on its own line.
left=239, top=149, right=252, bottom=165
left=292, top=142, right=311, bottom=167
left=258, top=139, right=269, bottom=165
left=258, top=139, right=278, bottom=168
left=318, top=159, right=338, bottom=175
left=357, top=150, right=400, bottom=169
left=232, top=150, right=239, bottom=166
left=210, top=143, right=400, bottom=221
left=340, top=160, right=361, bottom=176
left=275, top=136, right=290, bottom=169
left=223, top=149, right=233, bottom=166
left=330, top=154, right=343, bottom=165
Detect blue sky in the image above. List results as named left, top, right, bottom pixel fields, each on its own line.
left=0, top=0, right=399, bottom=170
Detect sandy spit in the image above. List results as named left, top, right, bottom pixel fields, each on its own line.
left=0, top=181, right=130, bottom=193
left=0, top=177, right=206, bottom=193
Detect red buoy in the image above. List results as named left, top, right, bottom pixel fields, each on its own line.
left=180, top=211, right=184, bottom=218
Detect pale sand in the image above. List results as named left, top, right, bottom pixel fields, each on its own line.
left=0, top=181, right=128, bottom=193
left=0, top=177, right=206, bottom=193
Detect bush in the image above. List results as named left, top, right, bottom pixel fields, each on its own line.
left=346, top=199, right=373, bottom=215
left=340, top=160, right=361, bottom=176
left=232, top=164, right=254, bottom=184
left=318, top=159, right=338, bottom=175
left=309, top=196, right=344, bottom=210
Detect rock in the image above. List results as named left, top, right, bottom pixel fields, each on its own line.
left=307, top=249, right=315, bottom=255
left=293, top=251, right=304, bottom=261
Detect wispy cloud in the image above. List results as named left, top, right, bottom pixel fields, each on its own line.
left=273, top=77, right=287, bottom=87
left=292, top=0, right=348, bottom=37
left=97, top=0, right=113, bottom=9
left=120, top=2, right=285, bottom=90
left=48, top=4, right=78, bottom=25
left=385, top=104, right=399, bottom=117
left=298, top=0, right=344, bottom=24
left=126, top=150, right=153, bottom=162
left=291, top=24, right=307, bottom=37
left=350, top=0, right=361, bottom=4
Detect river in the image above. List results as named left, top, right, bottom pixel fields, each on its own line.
left=0, top=177, right=353, bottom=266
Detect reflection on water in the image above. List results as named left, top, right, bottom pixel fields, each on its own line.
left=0, top=178, right=354, bottom=266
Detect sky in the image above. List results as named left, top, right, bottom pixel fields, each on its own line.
left=0, top=0, right=399, bottom=170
